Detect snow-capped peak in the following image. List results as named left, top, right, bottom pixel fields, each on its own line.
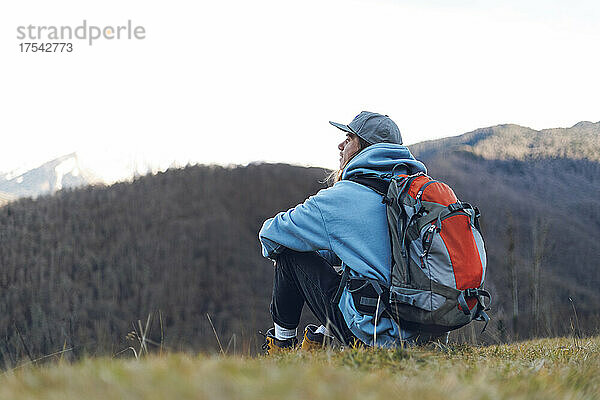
left=0, top=152, right=99, bottom=199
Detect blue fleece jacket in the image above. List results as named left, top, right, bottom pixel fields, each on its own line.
left=259, top=143, right=427, bottom=346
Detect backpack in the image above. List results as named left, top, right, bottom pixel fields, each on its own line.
left=335, top=171, right=491, bottom=334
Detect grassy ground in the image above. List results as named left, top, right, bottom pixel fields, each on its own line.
left=0, top=336, right=598, bottom=400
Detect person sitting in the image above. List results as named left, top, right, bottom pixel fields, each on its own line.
left=259, top=111, right=446, bottom=352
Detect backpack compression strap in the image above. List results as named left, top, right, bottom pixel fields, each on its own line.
left=458, top=288, right=492, bottom=332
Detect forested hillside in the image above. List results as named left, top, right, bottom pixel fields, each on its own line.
left=0, top=164, right=327, bottom=364
left=0, top=122, right=599, bottom=365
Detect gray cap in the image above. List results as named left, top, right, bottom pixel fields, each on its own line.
left=329, top=111, right=402, bottom=145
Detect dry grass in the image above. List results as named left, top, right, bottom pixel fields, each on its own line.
left=1, top=336, right=598, bottom=400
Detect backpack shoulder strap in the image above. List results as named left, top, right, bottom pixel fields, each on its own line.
left=347, top=174, right=390, bottom=199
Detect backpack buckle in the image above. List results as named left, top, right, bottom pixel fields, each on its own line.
left=447, top=202, right=463, bottom=212
left=381, top=196, right=392, bottom=205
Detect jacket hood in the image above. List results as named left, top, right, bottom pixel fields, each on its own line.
left=341, top=143, right=427, bottom=180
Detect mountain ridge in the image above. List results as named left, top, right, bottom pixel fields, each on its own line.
left=0, top=153, right=99, bottom=199
left=1, top=120, right=597, bottom=202
left=410, top=121, right=600, bottom=162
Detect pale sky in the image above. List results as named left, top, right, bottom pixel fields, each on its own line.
left=1, top=0, right=599, bottom=182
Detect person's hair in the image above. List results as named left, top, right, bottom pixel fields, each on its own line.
left=325, top=135, right=371, bottom=186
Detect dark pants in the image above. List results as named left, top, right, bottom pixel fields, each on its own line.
left=270, top=250, right=356, bottom=345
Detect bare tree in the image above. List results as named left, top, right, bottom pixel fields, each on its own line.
left=531, top=216, right=548, bottom=337
left=506, top=213, right=518, bottom=339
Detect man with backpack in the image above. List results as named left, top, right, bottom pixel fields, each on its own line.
left=259, top=111, right=489, bottom=353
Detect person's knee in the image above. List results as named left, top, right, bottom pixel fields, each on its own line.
left=274, top=249, right=295, bottom=270
left=275, top=249, right=317, bottom=269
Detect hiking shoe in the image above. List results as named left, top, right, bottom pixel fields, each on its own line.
left=261, top=327, right=298, bottom=355
left=300, top=324, right=334, bottom=351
